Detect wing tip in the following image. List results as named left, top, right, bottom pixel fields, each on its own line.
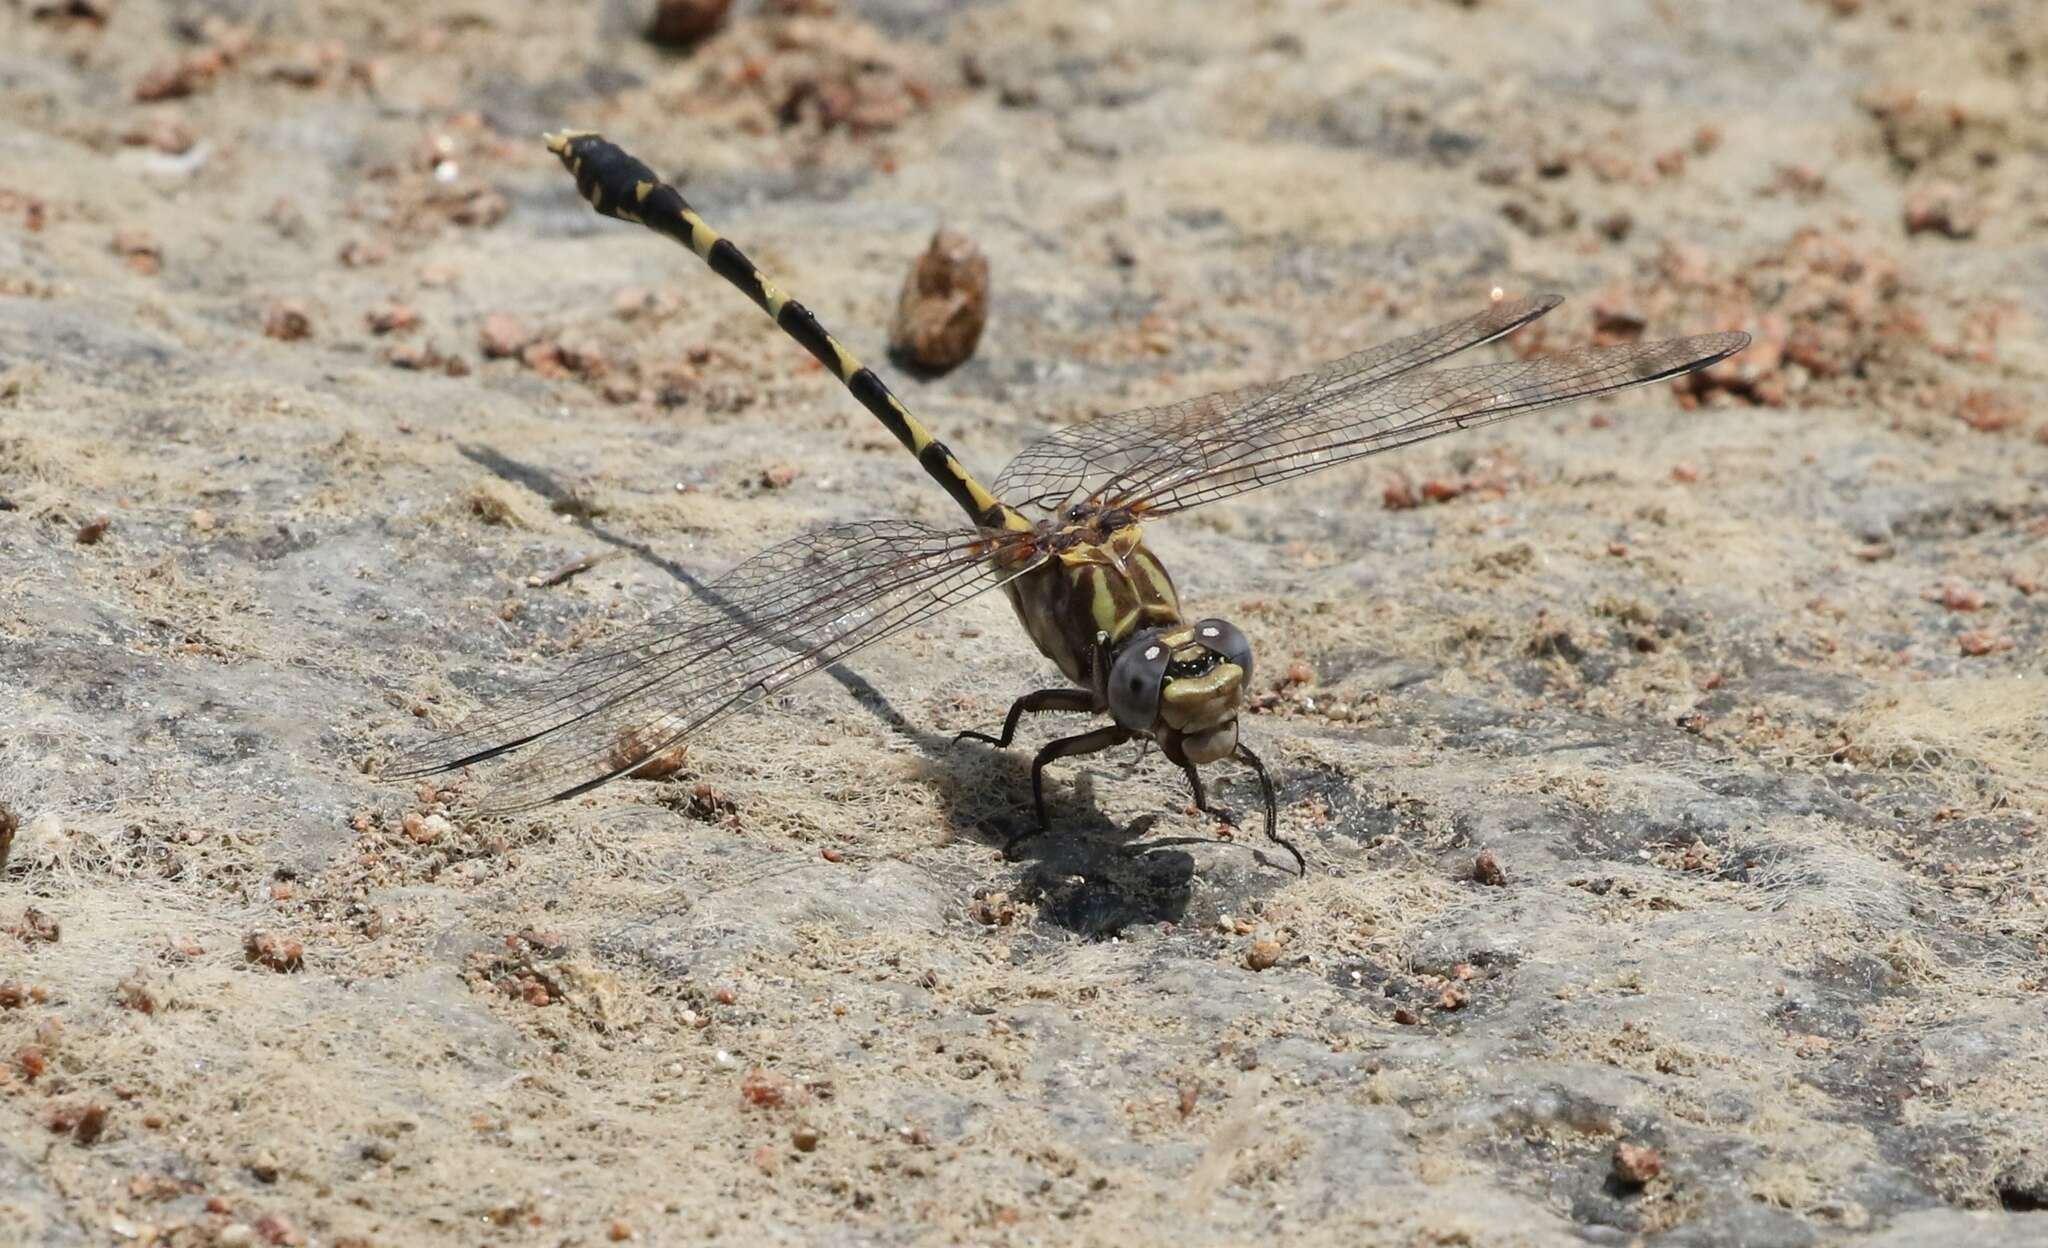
left=1686, top=330, right=1752, bottom=367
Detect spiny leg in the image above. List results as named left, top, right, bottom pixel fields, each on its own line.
left=1003, top=725, right=1133, bottom=859
left=956, top=687, right=1097, bottom=750
left=1234, top=743, right=1305, bottom=876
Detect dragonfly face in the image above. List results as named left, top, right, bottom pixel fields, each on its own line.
left=1107, top=619, right=1254, bottom=764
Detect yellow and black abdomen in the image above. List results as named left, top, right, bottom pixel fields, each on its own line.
left=1004, top=522, right=1181, bottom=688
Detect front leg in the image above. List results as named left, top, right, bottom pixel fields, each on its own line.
left=1235, top=743, right=1305, bottom=876
left=956, top=687, right=1097, bottom=750
left=1177, top=759, right=1208, bottom=814
left=1003, top=724, right=1132, bottom=858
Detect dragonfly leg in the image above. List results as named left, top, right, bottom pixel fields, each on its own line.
left=956, top=687, right=1096, bottom=750
left=1178, top=759, right=1208, bottom=813
left=1234, top=743, right=1305, bottom=876
left=1009, top=725, right=1134, bottom=856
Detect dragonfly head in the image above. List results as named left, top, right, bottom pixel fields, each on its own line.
left=1106, top=619, right=1253, bottom=763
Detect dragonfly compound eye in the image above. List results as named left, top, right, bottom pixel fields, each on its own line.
left=1107, top=633, right=1172, bottom=731
left=1192, top=618, right=1253, bottom=685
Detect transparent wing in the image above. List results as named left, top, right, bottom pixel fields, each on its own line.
left=992, top=294, right=1565, bottom=517
left=390, top=520, right=1042, bottom=812
left=1108, top=331, right=1750, bottom=516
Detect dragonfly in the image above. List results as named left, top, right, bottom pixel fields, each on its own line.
left=390, top=132, right=1748, bottom=874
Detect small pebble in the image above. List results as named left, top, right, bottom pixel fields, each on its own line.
left=792, top=1126, right=820, bottom=1153
left=1612, top=1141, right=1662, bottom=1186
left=1472, top=849, right=1508, bottom=887
left=241, top=931, right=304, bottom=973
left=365, top=303, right=419, bottom=335
left=1902, top=181, right=1981, bottom=240
left=111, top=229, right=161, bottom=275
left=645, top=0, right=731, bottom=46
left=1245, top=939, right=1283, bottom=971
left=264, top=302, right=312, bottom=341
left=1958, top=631, right=2014, bottom=657
left=479, top=313, right=532, bottom=358
left=889, top=228, right=989, bottom=373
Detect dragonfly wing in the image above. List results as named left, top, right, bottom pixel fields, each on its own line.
left=991, top=294, right=1564, bottom=517
left=1112, top=331, right=1751, bottom=516
left=391, top=520, right=1039, bottom=813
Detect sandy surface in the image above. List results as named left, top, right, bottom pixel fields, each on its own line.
left=3, top=0, right=2046, bottom=1244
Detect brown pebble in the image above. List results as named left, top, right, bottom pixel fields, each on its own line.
left=241, top=931, right=304, bottom=972
left=967, top=892, right=1016, bottom=927
left=1284, top=661, right=1312, bottom=686
left=608, top=1221, right=634, bottom=1243
left=338, top=238, right=389, bottom=268
left=1956, top=389, right=2022, bottom=433
left=1958, top=631, right=2014, bottom=657
left=1472, top=849, right=1508, bottom=887
left=478, top=313, right=532, bottom=358
left=263, top=301, right=312, bottom=341
left=365, top=303, right=419, bottom=335
left=739, top=1068, right=789, bottom=1108
left=0, top=804, right=16, bottom=873
left=889, top=228, right=989, bottom=373
left=760, top=462, right=800, bottom=490
left=646, top=0, right=731, bottom=45
left=75, top=516, right=111, bottom=545
left=1928, top=583, right=1984, bottom=612
left=73, top=1103, right=108, bottom=1146
left=1439, top=987, right=1467, bottom=1011
left=1612, top=1141, right=1662, bottom=1186
left=12, top=908, right=60, bottom=943
left=384, top=341, right=441, bottom=371
left=121, top=115, right=198, bottom=155
left=1903, top=181, right=1981, bottom=240
left=1392, top=1006, right=1420, bottom=1026
left=111, top=229, right=161, bottom=275
left=791, top=1126, right=820, bottom=1153
left=117, top=977, right=157, bottom=1015
left=1245, top=939, right=1283, bottom=971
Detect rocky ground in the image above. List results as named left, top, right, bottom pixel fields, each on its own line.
left=2, top=0, right=2045, bottom=1244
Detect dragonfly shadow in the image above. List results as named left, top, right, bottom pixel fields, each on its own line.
left=916, top=747, right=1213, bottom=935
left=456, top=443, right=921, bottom=739
left=1001, top=811, right=1198, bottom=937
